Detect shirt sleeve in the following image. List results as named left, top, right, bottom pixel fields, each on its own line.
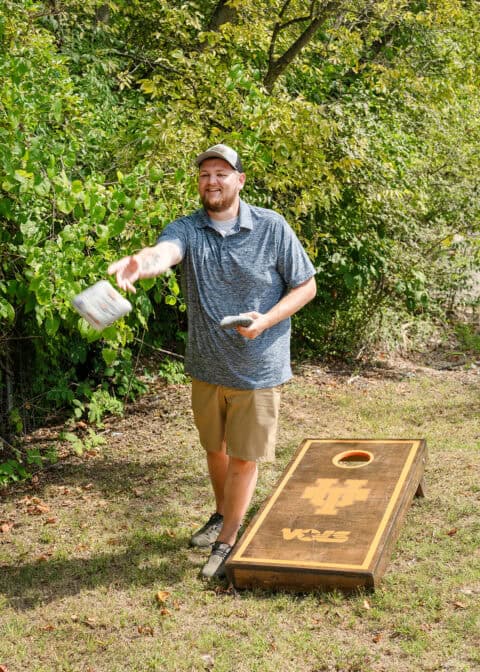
left=276, top=217, right=316, bottom=289
left=156, top=217, right=189, bottom=259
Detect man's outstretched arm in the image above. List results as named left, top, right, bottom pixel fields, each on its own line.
left=108, top=241, right=182, bottom=293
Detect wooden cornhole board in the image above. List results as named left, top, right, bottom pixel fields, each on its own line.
left=226, top=439, right=427, bottom=591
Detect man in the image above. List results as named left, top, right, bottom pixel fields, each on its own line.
left=108, top=144, right=316, bottom=579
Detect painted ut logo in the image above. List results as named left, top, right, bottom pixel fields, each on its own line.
left=302, top=478, right=370, bottom=515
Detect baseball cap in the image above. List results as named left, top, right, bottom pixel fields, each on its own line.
left=195, top=144, right=244, bottom=172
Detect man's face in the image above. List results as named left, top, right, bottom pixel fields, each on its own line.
left=198, top=158, right=245, bottom=214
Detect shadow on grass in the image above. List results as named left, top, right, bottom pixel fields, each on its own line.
left=0, top=530, right=192, bottom=611
left=0, top=443, right=216, bottom=612
left=1, top=453, right=208, bottom=504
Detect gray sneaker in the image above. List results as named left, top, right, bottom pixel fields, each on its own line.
left=189, top=512, right=223, bottom=548
left=201, top=541, right=233, bottom=578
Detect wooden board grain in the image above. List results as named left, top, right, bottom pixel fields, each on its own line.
left=226, top=439, right=427, bottom=591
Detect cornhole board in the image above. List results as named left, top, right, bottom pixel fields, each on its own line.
left=226, top=439, right=427, bottom=591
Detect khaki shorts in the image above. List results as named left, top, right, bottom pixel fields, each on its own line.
left=191, top=378, right=281, bottom=462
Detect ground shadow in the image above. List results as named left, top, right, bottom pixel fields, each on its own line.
left=0, top=452, right=209, bottom=504
left=0, top=530, right=196, bottom=611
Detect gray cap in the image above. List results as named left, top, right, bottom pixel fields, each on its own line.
left=195, top=144, right=244, bottom=172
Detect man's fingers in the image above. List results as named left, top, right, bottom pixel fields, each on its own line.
left=115, top=274, right=137, bottom=293
left=123, top=278, right=137, bottom=293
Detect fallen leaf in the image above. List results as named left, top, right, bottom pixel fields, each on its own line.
left=27, top=504, right=50, bottom=515
left=372, top=632, right=383, bottom=643
left=82, top=483, right=94, bottom=491
left=460, top=586, right=480, bottom=595
left=363, top=599, right=371, bottom=610
left=201, top=653, right=215, bottom=669
left=446, top=528, right=458, bottom=536
left=40, top=624, right=56, bottom=632
left=453, top=601, right=467, bottom=609
left=155, top=590, right=170, bottom=604
left=160, top=608, right=171, bottom=616
left=137, top=625, right=154, bottom=636
left=0, top=664, right=10, bottom=672
left=44, top=518, right=57, bottom=525
left=75, top=544, right=90, bottom=552
left=84, top=450, right=98, bottom=458
left=0, top=522, right=14, bottom=534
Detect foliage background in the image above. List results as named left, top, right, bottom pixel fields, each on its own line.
left=0, top=0, right=479, bottom=477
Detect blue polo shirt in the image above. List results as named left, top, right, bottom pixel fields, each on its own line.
left=157, top=199, right=315, bottom=389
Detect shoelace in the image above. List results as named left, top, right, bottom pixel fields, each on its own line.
left=211, top=542, right=232, bottom=559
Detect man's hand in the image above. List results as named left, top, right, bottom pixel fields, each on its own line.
left=108, top=255, right=140, bottom=293
left=236, top=277, right=317, bottom=340
left=236, top=312, right=268, bottom=339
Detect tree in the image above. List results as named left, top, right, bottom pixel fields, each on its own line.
left=1, top=0, right=479, bottom=480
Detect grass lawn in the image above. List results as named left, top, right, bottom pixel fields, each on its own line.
left=1, top=359, right=479, bottom=672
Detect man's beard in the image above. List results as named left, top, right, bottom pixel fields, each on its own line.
left=201, top=190, right=236, bottom=213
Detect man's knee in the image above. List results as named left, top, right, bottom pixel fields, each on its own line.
left=228, top=456, right=257, bottom=475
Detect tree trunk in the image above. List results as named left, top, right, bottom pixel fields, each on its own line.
left=207, top=0, right=238, bottom=31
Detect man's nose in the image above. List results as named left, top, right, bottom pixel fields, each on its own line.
left=206, top=174, right=220, bottom=184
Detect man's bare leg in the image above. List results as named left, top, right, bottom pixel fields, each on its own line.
left=221, top=460, right=258, bottom=546
left=206, top=442, right=229, bottom=515
left=206, top=449, right=258, bottom=546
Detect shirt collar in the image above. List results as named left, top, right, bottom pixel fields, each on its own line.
left=196, top=199, right=253, bottom=231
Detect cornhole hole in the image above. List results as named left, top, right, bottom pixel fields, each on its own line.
left=226, top=439, right=427, bottom=591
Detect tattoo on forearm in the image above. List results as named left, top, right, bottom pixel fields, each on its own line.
left=141, top=253, right=166, bottom=276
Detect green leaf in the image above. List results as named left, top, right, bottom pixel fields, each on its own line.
left=91, top=204, right=106, bottom=223
left=45, top=314, right=60, bottom=335
left=102, top=347, right=118, bottom=366
left=108, top=217, right=126, bottom=236
left=14, top=169, right=34, bottom=182
left=0, top=298, right=15, bottom=322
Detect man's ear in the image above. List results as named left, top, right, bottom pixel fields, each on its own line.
left=238, top=173, right=246, bottom=190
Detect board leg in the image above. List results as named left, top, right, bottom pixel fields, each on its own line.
left=415, top=477, right=426, bottom=498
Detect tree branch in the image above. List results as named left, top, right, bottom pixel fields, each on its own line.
left=264, top=1, right=339, bottom=92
